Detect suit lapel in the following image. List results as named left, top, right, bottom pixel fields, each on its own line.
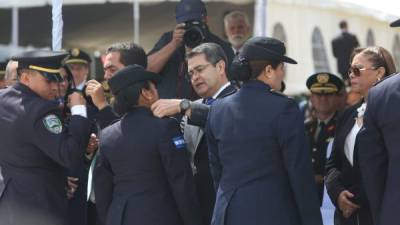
left=338, top=102, right=363, bottom=166
left=216, top=84, right=237, bottom=99
left=193, top=84, right=236, bottom=152
left=194, top=128, right=204, bottom=151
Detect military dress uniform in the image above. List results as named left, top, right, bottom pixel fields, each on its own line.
left=305, top=114, right=337, bottom=202
left=0, top=51, right=92, bottom=225
left=64, top=47, right=96, bottom=225
left=305, top=72, right=344, bottom=204
left=65, top=48, right=92, bottom=90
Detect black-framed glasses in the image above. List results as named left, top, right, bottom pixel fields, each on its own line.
left=348, top=66, right=377, bottom=77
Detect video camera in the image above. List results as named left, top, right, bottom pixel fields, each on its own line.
left=183, top=20, right=206, bottom=48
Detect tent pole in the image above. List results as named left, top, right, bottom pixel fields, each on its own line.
left=52, top=0, right=63, bottom=51
left=11, top=6, right=19, bottom=47
left=133, top=0, right=140, bottom=44
left=254, top=0, right=267, bottom=36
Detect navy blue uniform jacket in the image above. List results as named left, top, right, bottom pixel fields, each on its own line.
left=206, top=80, right=323, bottom=225
left=94, top=107, right=202, bottom=225
left=357, top=73, right=400, bottom=225
left=0, top=83, right=91, bottom=225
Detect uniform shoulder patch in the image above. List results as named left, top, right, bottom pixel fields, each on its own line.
left=42, top=114, right=63, bottom=134
left=172, top=135, right=186, bottom=149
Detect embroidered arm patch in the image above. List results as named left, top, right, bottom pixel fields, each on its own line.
left=42, top=114, right=63, bottom=134
left=172, top=135, right=186, bottom=149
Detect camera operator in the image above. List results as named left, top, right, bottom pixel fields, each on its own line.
left=147, top=0, right=234, bottom=100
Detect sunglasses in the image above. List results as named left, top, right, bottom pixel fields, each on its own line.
left=348, top=66, right=377, bottom=77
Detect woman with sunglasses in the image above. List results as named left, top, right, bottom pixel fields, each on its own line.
left=325, top=46, right=396, bottom=225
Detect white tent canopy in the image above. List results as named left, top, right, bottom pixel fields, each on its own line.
left=0, top=0, right=254, bottom=8
left=2, top=0, right=265, bottom=51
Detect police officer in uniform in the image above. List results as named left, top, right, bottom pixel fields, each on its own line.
left=65, top=48, right=92, bottom=90
left=0, top=50, right=92, bottom=225
left=305, top=72, right=344, bottom=204
left=64, top=48, right=97, bottom=225
left=94, top=65, right=202, bottom=225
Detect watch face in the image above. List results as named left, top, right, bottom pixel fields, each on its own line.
left=180, top=99, right=190, bottom=111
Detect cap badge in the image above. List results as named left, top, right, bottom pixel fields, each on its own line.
left=71, top=48, right=80, bottom=57
left=317, top=74, right=329, bottom=84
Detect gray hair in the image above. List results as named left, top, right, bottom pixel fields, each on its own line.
left=224, top=10, right=250, bottom=27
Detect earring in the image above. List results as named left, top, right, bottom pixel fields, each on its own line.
left=377, top=77, right=381, bottom=82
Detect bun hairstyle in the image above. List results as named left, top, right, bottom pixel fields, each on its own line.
left=231, top=37, right=296, bottom=82
left=112, top=81, right=149, bottom=115
left=230, top=56, right=252, bottom=81
left=108, top=64, right=161, bottom=115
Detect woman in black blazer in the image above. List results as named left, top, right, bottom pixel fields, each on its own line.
left=325, top=46, right=397, bottom=225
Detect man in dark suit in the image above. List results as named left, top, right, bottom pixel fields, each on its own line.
left=0, top=50, right=91, bottom=225
left=147, top=0, right=234, bottom=99
left=331, top=20, right=359, bottom=80
left=86, top=42, right=148, bottom=127
left=305, top=72, right=344, bottom=204
left=151, top=42, right=237, bottom=224
left=206, top=37, right=322, bottom=225
left=94, top=65, right=202, bottom=225
left=357, top=17, right=400, bottom=225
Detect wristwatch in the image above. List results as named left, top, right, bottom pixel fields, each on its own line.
left=179, top=99, right=191, bottom=114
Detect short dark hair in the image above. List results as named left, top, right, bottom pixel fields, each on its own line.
left=339, top=20, right=348, bottom=29
left=186, top=42, right=228, bottom=65
left=186, top=43, right=228, bottom=76
left=106, top=42, right=147, bottom=68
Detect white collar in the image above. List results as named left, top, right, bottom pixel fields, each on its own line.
left=233, top=46, right=243, bottom=55
left=75, top=81, right=86, bottom=90
left=212, top=82, right=231, bottom=99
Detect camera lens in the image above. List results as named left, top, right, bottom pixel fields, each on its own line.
left=184, top=22, right=205, bottom=48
